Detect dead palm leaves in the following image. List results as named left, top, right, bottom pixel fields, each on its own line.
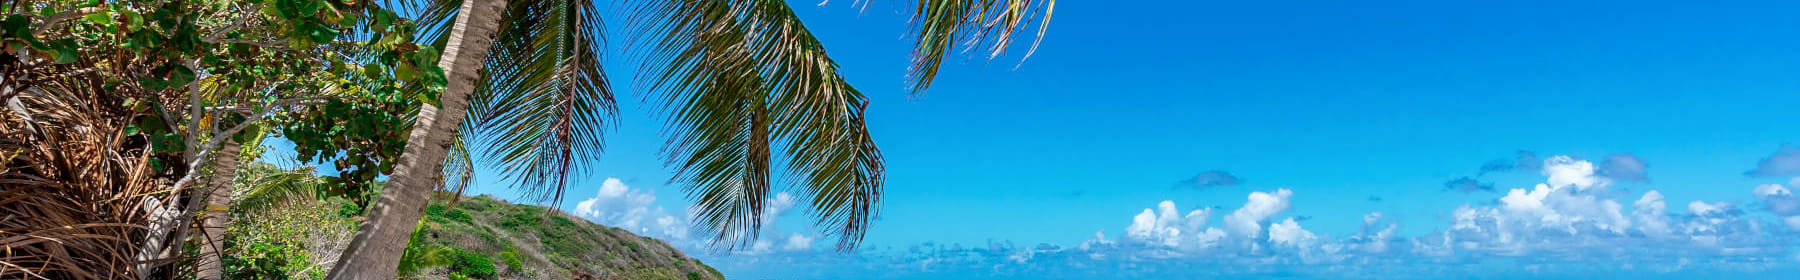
left=1, top=52, right=173, bottom=279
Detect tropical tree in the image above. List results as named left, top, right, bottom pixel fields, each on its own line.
left=0, top=0, right=443, bottom=278
left=324, top=0, right=505, bottom=278
left=329, top=0, right=1055, bottom=278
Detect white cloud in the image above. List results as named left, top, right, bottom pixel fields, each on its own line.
left=1350, top=212, right=1398, bottom=254
left=1116, top=189, right=1297, bottom=252
left=701, top=154, right=1800, bottom=279
left=1432, top=156, right=1791, bottom=257
left=1124, top=201, right=1208, bottom=247
left=760, top=192, right=799, bottom=233
left=782, top=233, right=815, bottom=252
left=1267, top=217, right=1316, bottom=247
left=750, top=239, right=774, bottom=254
left=1078, top=230, right=1114, bottom=251
left=1633, top=191, right=1673, bottom=238
left=1223, top=189, right=1293, bottom=238
left=767, top=192, right=797, bottom=216
left=1484, top=157, right=1632, bottom=238
left=1752, top=183, right=1800, bottom=230
left=1687, top=200, right=1730, bottom=216
left=1542, top=155, right=1611, bottom=191
left=573, top=178, right=686, bottom=240
left=572, top=179, right=815, bottom=248
left=1755, top=183, right=1792, bottom=199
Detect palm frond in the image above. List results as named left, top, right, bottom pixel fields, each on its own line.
left=906, top=0, right=1055, bottom=93
left=232, top=162, right=323, bottom=213
left=2, top=60, right=160, bottom=280
left=440, top=133, right=476, bottom=202
left=633, top=0, right=884, bottom=251
left=419, top=0, right=617, bottom=207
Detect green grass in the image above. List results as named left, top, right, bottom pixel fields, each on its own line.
left=402, top=194, right=723, bottom=279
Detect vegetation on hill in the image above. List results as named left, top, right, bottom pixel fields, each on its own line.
left=221, top=163, right=721, bottom=280
left=411, top=195, right=723, bottom=280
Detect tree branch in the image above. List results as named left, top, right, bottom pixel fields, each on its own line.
left=204, top=3, right=257, bottom=43
left=183, top=60, right=203, bottom=163
left=200, top=4, right=289, bottom=48
left=22, top=66, right=106, bottom=83
left=190, top=97, right=333, bottom=113
left=32, top=7, right=103, bottom=36
left=205, top=38, right=289, bottom=48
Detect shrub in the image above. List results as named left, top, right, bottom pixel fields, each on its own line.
left=329, top=197, right=362, bottom=218
left=498, top=209, right=538, bottom=230
left=501, top=246, right=524, bottom=271
left=225, top=199, right=338, bottom=280
left=222, top=241, right=306, bottom=280
left=452, top=249, right=498, bottom=279
left=426, top=204, right=448, bottom=217
left=398, top=222, right=456, bottom=277
left=447, top=209, right=474, bottom=224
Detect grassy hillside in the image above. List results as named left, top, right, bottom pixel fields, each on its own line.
left=411, top=194, right=724, bottom=280
left=224, top=192, right=722, bottom=280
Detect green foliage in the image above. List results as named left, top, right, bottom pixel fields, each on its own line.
left=329, top=196, right=362, bottom=218
left=451, top=249, right=497, bottom=279
left=406, top=195, right=725, bottom=278
left=427, top=203, right=475, bottom=224
left=224, top=196, right=347, bottom=280
left=426, top=203, right=447, bottom=217
left=397, top=221, right=456, bottom=277
left=447, top=209, right=474, bottom=224
left=221, top=241, right=307, bottom=280
left=497, top=208, right=540, bottom=230
left=500, top=246, right=523, bottom=271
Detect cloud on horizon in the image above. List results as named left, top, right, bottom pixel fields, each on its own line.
left=688, top=155, right=1800, bottom=279
left=1747, top=145, right=1800, bottom=177
left=1176, top=170, right=1242, bottom=190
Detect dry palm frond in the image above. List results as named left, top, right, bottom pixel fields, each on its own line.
left=1, top=58, right=169, bottom=279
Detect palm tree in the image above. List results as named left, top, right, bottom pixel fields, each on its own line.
left=329, top=0, right=1054, bottom=277
left=195, top=141, right=241, bottom=280
left=325, top=0, right=510, bottom=278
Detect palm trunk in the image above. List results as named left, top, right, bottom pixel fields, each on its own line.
left=324, top=0, right=507, bottom=278
left=195, top=141, right=240, bottom=280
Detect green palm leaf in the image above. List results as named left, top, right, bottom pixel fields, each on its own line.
left=907, top=0, right=1056, bottom=93
left=634, top=0, right=884, bottom=251
left=418, top=0, right=618, bottom=206
left=232, top=162, right=323, bottom=213
left=441, top=134, right=476, bottom=200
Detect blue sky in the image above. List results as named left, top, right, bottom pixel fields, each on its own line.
left=434, top=0, right=1800, bottom=279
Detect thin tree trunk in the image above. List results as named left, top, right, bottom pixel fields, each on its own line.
left=133, top=59, right=207, bottom=279
left=196, top=141, right=240, bottom=280
left=325, top=0, right=506, bottom=278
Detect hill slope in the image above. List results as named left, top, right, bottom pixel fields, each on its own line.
left=413, top=194, right=723, bottom=280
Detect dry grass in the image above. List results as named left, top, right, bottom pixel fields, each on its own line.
left=1, top=55, right=186, bottom=279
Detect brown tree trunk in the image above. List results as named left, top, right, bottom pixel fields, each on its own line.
left=195, top=141, right=240, bottom=280
left=324, top=0, right=506, bottom=278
